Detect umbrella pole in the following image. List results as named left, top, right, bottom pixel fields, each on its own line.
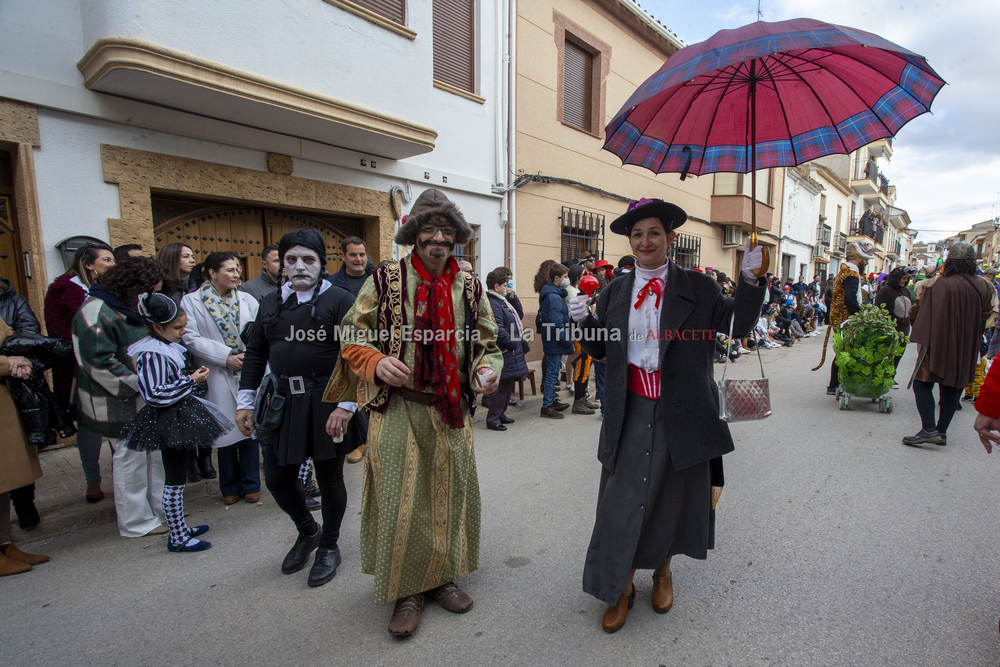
left=749, top=59, right=769, bottom=278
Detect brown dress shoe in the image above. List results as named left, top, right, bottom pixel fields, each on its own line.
left=223, top=495, right=240, bottom=505
left=601, top=581, right=635, bottom=633
left=0, top=543, right=50, bottom=566
left=0, top=551, right=31, bottom=576
left=244, top=493, right=260, bottom=503
left=540, top=406, right=565, bottom=419
left=430, top=581, right=473, bottom=613
left=651, top=572, right=674, bottom=614
left=347, top=445, right=365, bottom=464
left=388, top=594, right=425, bottom=636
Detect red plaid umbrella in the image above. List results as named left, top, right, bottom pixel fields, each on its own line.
left=603, top=18, right=945, bottom=271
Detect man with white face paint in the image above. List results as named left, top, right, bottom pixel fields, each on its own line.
left=236, top=228, right=361, bottom=588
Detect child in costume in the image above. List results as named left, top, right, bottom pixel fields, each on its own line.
left=119, top=293, right=235, bottom=552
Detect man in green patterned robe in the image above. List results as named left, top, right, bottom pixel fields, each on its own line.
left=324, top=189, right=503, bottom=637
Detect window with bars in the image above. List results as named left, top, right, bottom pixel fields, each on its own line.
left=349, top=0, right=405, bottom=23
left=433, top=0, right=475, bottom=94
left=560, top=207, right=604, bottom=263
left=563, top=40, right=593, bottom=132
left=669, top=233, right=701, bottom=270
left=452, top=236, right=478, bottom=271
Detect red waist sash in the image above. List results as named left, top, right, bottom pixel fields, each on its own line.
left=627, top=364, right=660, bottom=400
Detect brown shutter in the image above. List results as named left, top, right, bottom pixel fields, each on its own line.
left=563, top=40, right=593, bottom=131
left=433, top=0, right=475, bottom=92
left=351, top=0, right=405, bottom=24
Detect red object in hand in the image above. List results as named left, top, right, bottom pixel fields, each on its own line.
left=580, top=275, right=599, bottom=296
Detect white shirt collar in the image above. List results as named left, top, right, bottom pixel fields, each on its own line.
left=127, top=336, right=187, bottom=369
left=280, top=278, right=331, bottom=303
left=633, top=260, right=670, bottom=284
left=70, top=275, right=90, bottom=294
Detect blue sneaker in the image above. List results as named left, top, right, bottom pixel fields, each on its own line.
left=167, top=538, right=212, bottom=553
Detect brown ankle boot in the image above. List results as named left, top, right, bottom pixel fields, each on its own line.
left=651, top=572, right=673, bottom=613
left=0, top=551, right=31, bottom=576
left=601, top=582, right=635, bottom=633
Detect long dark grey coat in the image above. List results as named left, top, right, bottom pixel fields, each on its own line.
left=580, top=263, right=767, bottom=473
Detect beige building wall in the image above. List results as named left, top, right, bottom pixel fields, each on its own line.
left=514, top=0, right=741, bottom=299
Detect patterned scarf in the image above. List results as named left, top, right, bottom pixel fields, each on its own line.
left=199, top=281, right=242, bottom=382
left=411, top=253, right=463, bottom=428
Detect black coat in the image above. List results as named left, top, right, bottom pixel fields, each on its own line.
left=580, top=263, right=767, bottom=473
left=487, top=291, right=528, bottom=380
left=0, top=278, right=40, bottom=335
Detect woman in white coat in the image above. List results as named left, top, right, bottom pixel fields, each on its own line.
left=181, top=252, right=261, bottom=504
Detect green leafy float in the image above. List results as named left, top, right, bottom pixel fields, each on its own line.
left=832, top=304, right=908, bottom=398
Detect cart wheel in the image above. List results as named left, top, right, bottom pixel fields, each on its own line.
left=885, top=398, right=893, bottom=414
left=878, top=398, right=886, bottom=413
left=844, top=395, right=851, bottom=410
left=836, top=386, right=843, bottom=399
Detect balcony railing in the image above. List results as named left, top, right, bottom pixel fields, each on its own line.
left=849, top=213, right=885, bottom=244
left=854, top=158, right=891, bottom=197
left=816, top=223, right=832, bottom=248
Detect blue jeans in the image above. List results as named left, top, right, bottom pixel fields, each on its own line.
left=76, top=426, right=104, bottom=483
left=217, top=438, right=261, bottom=497
left=543, top=354, right=563, bottom=407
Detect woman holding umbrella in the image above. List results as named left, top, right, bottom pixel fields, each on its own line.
left=570, top=198, right=767, bottom=632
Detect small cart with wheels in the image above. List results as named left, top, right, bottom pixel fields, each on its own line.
left=832, top=305, right=908, bottom=413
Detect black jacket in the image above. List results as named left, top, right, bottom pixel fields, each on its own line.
left=580, top=263, right=767, bottom=473
left=328, top=263, right=373, bottom=297
left=0, top=278, right=40, bottom=334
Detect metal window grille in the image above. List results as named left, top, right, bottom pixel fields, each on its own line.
left=560, top=207, right=604, bottom=263
left=669, top=233, right=701, bottom=269
left=452, top=237, right=478, bottom=271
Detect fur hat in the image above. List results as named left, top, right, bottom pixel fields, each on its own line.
left=846, top=241, right=875, bottom=263
left=395, top=189, right=473, bottom=246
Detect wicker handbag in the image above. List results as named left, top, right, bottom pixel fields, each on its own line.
left=718, top=313, right=772, bottom=422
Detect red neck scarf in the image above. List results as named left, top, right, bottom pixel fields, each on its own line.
left=411, top=252, right=464, bottom=429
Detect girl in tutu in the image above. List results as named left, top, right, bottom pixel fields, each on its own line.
left=120, top=293, right=235, bottom=552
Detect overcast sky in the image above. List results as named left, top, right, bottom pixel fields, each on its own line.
left=634, top=0, right=1000, bottom=241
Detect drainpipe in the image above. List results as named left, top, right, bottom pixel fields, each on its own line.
left=496, top=0, right=508, bottom=260
left=507, top=0, right=517, bottom=283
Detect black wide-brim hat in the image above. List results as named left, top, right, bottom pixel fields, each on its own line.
left=609, top=198, right=687, bottom=236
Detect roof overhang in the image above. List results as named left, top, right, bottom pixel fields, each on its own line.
left=77, top=38, right=437, bottom=160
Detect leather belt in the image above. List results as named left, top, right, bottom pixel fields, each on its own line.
left=390, top=386, right=435, bottom=406
left=278, top=374, right=331, bottom=395
left=627, top=364, right=660, bottom=400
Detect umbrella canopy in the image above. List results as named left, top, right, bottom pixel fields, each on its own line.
left=603, top=18, right=946, bottom=177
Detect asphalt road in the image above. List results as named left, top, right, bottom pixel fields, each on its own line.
left=4, top=331, right=999, bottom=667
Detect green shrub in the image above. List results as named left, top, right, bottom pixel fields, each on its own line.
left=832, top=304, right=908, bottom=398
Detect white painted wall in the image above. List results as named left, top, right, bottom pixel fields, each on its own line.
left=3, top=0, right=505, bottom=277
left=780, top=170, right=820, bottom=281
left=33, top=109, right=505, bottom=280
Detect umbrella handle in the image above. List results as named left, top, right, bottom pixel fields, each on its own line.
left=750, top=231, right=770, bottom=278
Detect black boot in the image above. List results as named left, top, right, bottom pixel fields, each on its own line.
left=308, top=546, right=342, bottom=587
left=187, top=455, right=203, bottom=482
left=10, top=484, right=40, bottom=530
left=281, top=523, right=321, bottom=574
left=199, top=448, right=217, bottom=480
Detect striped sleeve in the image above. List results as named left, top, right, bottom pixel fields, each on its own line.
left=134, top=352, right=196, bottom=407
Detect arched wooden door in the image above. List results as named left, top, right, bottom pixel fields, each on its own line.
left=154, top=205, right=350, bottom=277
